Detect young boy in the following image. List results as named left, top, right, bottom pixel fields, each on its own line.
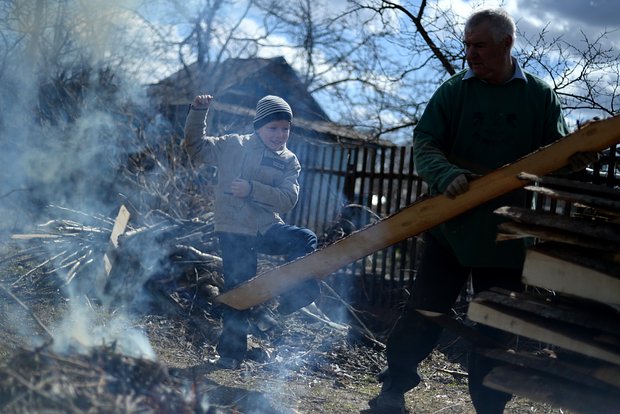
left=184, top=94, right=319, bottom=368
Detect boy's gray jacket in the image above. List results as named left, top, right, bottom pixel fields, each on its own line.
left=184, top=108, right=301, bottom=235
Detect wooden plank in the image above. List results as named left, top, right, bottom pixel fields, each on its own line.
left=524, top=185, right=620, bottom=211
left=216, top=115, right=620, bottom=310
left=10, top=234, right=62, bottom=239
left=480, top=347, right=620, bottom=392
left=494, top=206, right=620, bottom=242
left=496, top=221, right=620, bottom=253
left=476, top=289, right=620, bottom=336
left=518, top=172, right=620, bottom=200
left=467, top=295, right=620, bottom=365
left=522, top=243, right=620, bottom=305
left=97, top=205, right=131, bottom=292
left=483, top=365, right=620, bottom=414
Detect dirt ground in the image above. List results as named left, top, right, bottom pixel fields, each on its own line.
left=146, top=310, right=567, bottom=414
left=0, top=239, right=570, bottom=414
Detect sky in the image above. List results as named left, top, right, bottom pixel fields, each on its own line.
left=135, top=0, right=620, bottom=83
left=293, top=0, right=620, bottom=133
left=469, top=0, right=620, bottom=47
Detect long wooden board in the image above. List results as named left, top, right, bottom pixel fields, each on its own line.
left=216, top=115, right=620, bottom=310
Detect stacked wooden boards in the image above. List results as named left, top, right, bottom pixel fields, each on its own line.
left=468, top=173, right=620, bottom=413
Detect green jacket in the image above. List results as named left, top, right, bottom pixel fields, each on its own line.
left=184, top=108, right=301, bottom=235
left=413, top=68, right=569, bottom=268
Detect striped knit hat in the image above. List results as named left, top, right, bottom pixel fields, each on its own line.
left=253, top=95, right=293, bottom=130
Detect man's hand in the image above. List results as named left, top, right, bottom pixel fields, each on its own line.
left=192, top=94, right=213, bottom=110
left=444, top=174, right=469, bottom=199
left=230, top=178, right=251, bottom=198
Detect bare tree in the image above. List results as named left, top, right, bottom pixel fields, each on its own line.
left=135, top=0, right=279, bottom=79
left=343, top=0, right=619, bottom=140
left=517, top=27, right=620, bottom=118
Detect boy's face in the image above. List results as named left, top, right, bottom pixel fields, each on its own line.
left=257, top=119, right=291, bottom=151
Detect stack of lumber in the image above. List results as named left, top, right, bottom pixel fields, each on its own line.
left=467, top=173, right=620, bottom=413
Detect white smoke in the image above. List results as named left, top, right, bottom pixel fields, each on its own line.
left=0, top=0, right=175, bottom=360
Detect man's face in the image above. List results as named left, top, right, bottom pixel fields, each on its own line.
left=257, top=119, right=291, bottom=151
left=464, top=22, right=512, bottom=84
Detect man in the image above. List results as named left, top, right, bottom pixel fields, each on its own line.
left=184, top=94, right=319, bottom=369
left=369, top=8, right=594, bottom=414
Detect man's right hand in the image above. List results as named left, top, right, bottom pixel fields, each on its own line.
left=444, top=174, right=469, bottom=199
left=192, top=94, right=213, bottom=110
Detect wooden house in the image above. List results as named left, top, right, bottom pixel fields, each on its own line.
left=148, top=56, right=371, bottom=145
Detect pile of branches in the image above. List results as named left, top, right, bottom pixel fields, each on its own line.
left=0, top=345, right=203, bottom=414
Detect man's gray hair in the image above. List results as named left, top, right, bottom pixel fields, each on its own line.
left=465, top=8, right=516, bottom=44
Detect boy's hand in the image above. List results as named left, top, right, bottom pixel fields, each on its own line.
left=231, top=178, right=251, bottom=198
left=192, top=94, right=213, bottom=110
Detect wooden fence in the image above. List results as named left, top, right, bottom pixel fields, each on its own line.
left=285, top=140, right=619, bottom=309
left=285, top=141, right=426, bottom=308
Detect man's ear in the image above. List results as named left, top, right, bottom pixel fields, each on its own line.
left=503, top=35, right=513, bottom=50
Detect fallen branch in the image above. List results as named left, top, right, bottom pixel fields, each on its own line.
left=320, top=281, right=385, bottom=349
left=298, top=303, right=348, bottom=333
left=0, top=283, right=54, bottom=346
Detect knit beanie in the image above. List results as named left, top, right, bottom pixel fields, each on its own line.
left=253, top=95, right=293, bottom=130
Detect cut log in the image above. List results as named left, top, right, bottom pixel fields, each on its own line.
left=216, top=115, right=620, bottom=310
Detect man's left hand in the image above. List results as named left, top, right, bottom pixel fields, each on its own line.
left=444, top=174, right=469, bottom=199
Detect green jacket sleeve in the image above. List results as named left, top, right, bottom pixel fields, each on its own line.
left=413, top=85, right=470, bottom=194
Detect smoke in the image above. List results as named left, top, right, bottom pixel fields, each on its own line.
left=51, top=297, right=156, bottom=360
left=0, top=0, right=176, bottom=359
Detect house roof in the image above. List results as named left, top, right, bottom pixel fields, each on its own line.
left=149, top=56, right=328, bottom=121
left=149, top=56, right=393, bottom=146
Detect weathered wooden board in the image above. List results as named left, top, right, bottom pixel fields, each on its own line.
left=484, top=365, right=620, bottom=413
left=475, top=288, right=620, bottom=336
left=523, top=185, right=620, bottom=211
left=517, top=172, right=620, bottom=200
left=480, top=347, right=620, bottom=391
left=496, top=221, right=620, bottom=252
left=97, top=205, right=131, bottom=292
left=216, top=115, right=620, bottom=310
left=468, top=292, right=620, bottom=365
left=522, top=243, right=620, bottom=305
left=494, top=206, right=620, bottom=242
